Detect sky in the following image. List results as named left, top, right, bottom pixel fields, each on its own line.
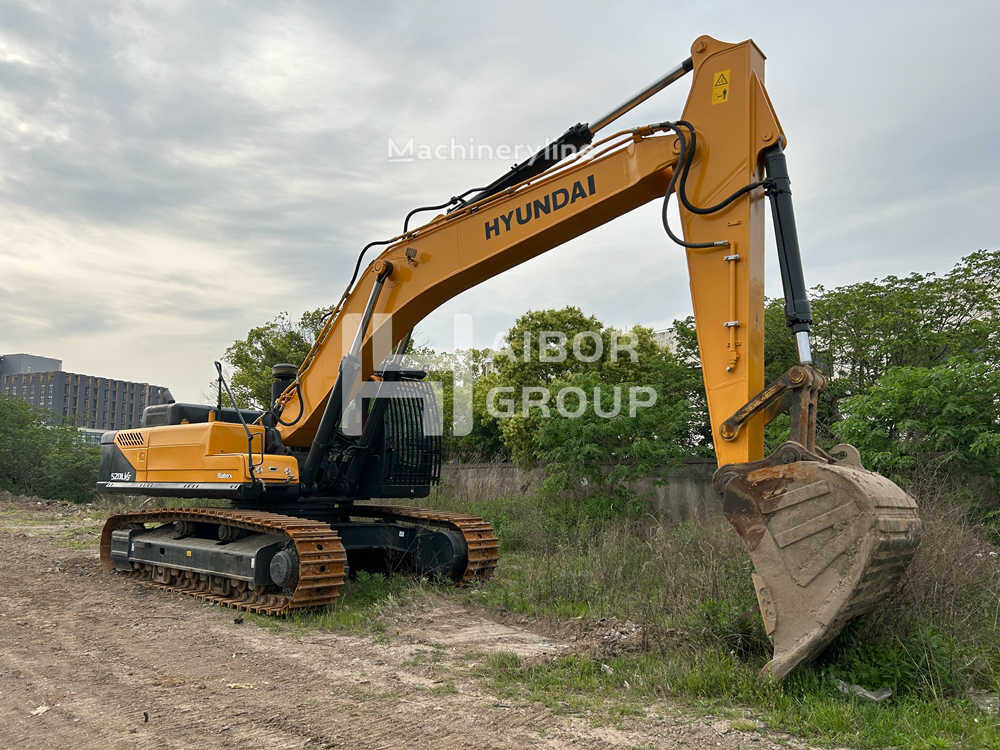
left=1, top=1, right=997, bottom=402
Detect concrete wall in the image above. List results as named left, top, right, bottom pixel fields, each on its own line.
left=437, top=459, right=722, bottom=521
left=629, top=459, right=720, bottom=522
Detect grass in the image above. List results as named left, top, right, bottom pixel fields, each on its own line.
left=6, top=484, right=999, bottom=746
left=430, top=680, right=459, bottom=696
left=481, top=648, right=1000, bottom=748
left=410, top=483, right=1000, bottom=748
left=245, top=570, right=433, bottom=635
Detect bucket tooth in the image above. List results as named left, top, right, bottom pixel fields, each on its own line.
left=716, top=447, right=921, bottom=679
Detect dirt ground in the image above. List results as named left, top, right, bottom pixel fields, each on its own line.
left=0, top=505, right=827, bottom=749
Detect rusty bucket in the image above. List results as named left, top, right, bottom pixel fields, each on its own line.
left=715, top=444, right=921, bottom=679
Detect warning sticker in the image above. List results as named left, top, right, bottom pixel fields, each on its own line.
left=712, top=69, right=730, bottom=105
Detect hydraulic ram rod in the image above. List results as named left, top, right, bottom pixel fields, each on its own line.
left=468, top=56, right=693, bottom=205
left=588, top=57, right=694, bottom=133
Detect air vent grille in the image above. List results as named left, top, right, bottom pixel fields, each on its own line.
left=116, top=430, right=145, bottom=448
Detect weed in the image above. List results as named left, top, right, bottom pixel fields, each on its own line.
left=729, top=718, right=759, bottom=732
left=416, top=485, right=1000, bottom=747
left=430, top=680, right=459, bottom=696
left=281, top=571, right=417, bottom=633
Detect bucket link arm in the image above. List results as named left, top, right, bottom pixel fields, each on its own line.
left=718, top=364, right=827, bottom=456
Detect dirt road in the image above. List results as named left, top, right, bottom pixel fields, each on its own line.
left=0, top=517, right=818, bottom=749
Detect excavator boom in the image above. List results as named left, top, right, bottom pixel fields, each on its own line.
left=96, top=36, right=920, bottom=679
left=273, top=37, right=777, bottom=468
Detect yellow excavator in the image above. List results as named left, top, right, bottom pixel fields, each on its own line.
left=97, top=36, right=921, bottom=679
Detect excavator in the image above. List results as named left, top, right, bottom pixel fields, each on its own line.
left=97, top=36, right=921, bottom=679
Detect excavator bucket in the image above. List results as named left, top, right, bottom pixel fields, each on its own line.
left=715, top=444, right=921, bottom=679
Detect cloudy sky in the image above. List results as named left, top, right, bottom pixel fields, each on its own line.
left=2, top=1, right=997, bottom=401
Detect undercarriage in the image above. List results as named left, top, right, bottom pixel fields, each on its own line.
left=100, top=503, right=499, bottom=615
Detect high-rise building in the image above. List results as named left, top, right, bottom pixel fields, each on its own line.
left=0, top=353, right=173, bottom=431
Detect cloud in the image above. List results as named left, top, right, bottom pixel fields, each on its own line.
left=0, top=1, right=997, bottom=401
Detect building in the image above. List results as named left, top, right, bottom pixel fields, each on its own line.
left=651, top=328, right=678, bottom=352
left=0, top=353, right=173, bottom=431
left=0, top=353, right=62, bottom=375
left=77, top=428, right=106, bottom=445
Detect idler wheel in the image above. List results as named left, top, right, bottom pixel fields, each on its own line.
left=269, top=547, right=300, bottom=590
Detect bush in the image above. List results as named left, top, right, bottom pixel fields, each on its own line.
left=423, top=474, right=1000, bottom=699
left=839, top=475, right=1000, bottom=696
left=0, top=394, right=100, bottom=503
left=833, top=358, right=1000, bottom=486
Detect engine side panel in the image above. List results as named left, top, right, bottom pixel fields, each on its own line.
left=96, top=424, right=299, bottom=498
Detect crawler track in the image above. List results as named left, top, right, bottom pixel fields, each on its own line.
left=356, top=504, right=500, bottom=584
left=100, top=508, right=347, bottom=615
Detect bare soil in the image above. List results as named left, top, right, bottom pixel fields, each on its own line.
left=0, top=505, right=825, bottom=749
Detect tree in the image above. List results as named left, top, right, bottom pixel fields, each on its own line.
left=482, top=308, right=704, bottom=468
left=530, top=360, right=697, bottom=514
left=0, top=394, right=99, bottom=503
left=405, top=308, right=705, bottom=468
left=791, top=251, right=1000, bottom=393
left=832, top=358, right=1000, bottom=486
left=0, top=394, right=48, bottom=495
left=494, top=307, right=605, bottom=388
left=444, top=369, right=509, bottom=461
left=222, top=308, right=330, bottom=408
left=38, top=423, right=101, bottom=504
left=764, top=250, right=1000, bottom=446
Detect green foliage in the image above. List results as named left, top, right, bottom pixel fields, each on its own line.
left=667, top=316, right=715, bottom=448
left=780, top=250, right=1000, bottom=391
left=0, top=394, right=99, bottom=503
left=833, top=358, right=1000, bottom=488
left=532, top=368, right=693, bottom=506
left=487, top=309, right=706, bottom=492
left=765, top=250, right=1000, bottom=442
left=414, top=307, right=708, bottom=479
left=255, top=570, right=419, bottom=634
left=419, top=347, right=508, bottom=461
left=496, top=306, right=605, bottom=385
left=695, top=597, right=770, bottom=659
left=222, top=308, right=329, bottom=408
left=820, top=621, right=969, bottom=700
left=492, top=306, right=609, bottom=463
left=481, top=646, right=1000, bottom=749
left=610, top=251, right=1000, bottom=461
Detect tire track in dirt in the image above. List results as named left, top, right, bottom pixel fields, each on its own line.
left=0, top=528, right=823, bottom=749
